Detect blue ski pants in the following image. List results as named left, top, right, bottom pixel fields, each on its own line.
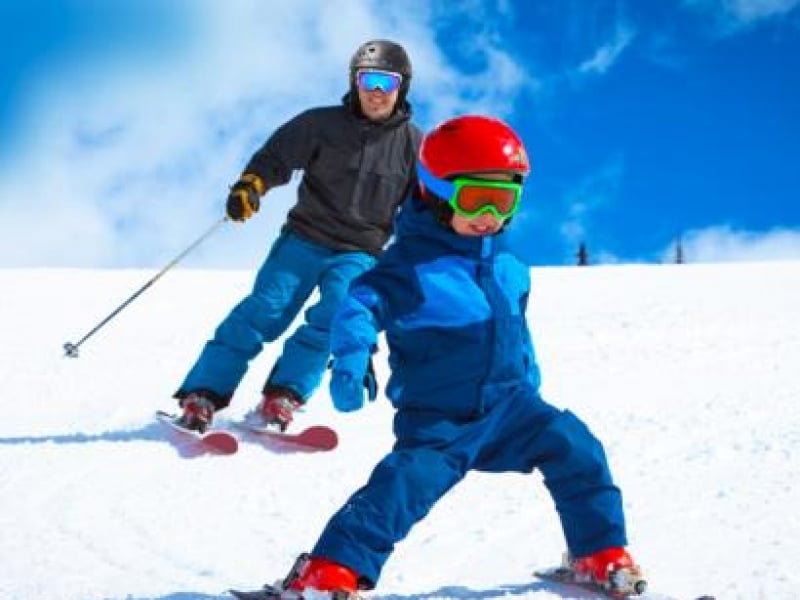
left=311, top=382, right=627, bottom=588
left=176, top=231, right=376, bottom=405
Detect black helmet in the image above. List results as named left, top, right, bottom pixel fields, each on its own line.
left=349, top=39, right=412, bottom=106
left=349, top=39, right=412, bottom=77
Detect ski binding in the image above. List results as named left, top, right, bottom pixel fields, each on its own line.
left=156, top=410, right=238, bottom=454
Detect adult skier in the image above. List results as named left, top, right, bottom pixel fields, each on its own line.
left=172, top=39, right=422, bottom=433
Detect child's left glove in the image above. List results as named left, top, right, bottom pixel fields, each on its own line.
left=329, top=352, right=378, bottom=412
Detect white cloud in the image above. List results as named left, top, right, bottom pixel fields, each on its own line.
left=417, top=40, right=533, bottom=126
left=685, top=0, right=800, bottom=32
left=719, top=0, right=799, bottom=21
left=0, top=0, right=532, bottom=269
left=577, top=26, right=637, bottom=76
left=407, top=4, right=538, bottom=126
left=662, top=225, right=800, bottom=263
left=558, top=156, right=626, bottom=252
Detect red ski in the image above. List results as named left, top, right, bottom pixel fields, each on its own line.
left=156, top=410, right=238, bottom=455
left=534, top=565, right=715, bottom=600
left=235, top=420, right=338, bottom=452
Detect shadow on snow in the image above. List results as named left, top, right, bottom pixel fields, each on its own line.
left=113, top=581, right=588, bottom=600
left=0, top=422, right=219, bottom=458
left=0, top=421, right=331, bottom=458
left=0, top=421, right=165, bottom=446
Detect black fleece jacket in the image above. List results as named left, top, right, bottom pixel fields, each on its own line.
left=245, top=93, right=422, bottom=256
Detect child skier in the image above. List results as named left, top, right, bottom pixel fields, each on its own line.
left=244, top=115, right=644, bottom=598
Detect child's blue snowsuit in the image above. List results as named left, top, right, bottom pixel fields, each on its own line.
left=314, top=198, right=628, bottom=588
left=177, top=232, right=375, bottom=402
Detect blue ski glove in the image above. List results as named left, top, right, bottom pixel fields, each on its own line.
left=329, top=352, right=378, bottom=412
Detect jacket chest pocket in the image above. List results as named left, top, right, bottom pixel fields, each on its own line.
left=311, top=144, right=360, bottom=187
left=356, top=136, right=413, bottom=225
left=357, top=168, right=409, bottom=225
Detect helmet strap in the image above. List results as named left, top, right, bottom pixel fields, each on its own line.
left=415, top=184, right=455, bottom=229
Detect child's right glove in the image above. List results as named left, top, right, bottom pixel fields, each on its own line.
left=329, top=352, right=378, bottom=412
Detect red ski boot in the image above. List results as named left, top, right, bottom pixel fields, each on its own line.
left=286, top=554, right=359, bottom=599
left=229, top=554, right=360, bottom=600
left=257, top=386, right=303, bottom=431
left=572, top=547, right=647, bottom=596
left=176, top=393, right=216, bottom=433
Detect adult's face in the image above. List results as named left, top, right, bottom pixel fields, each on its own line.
left=358, top=86, right=399, bottom=122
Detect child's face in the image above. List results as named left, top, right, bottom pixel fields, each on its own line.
left=451, top=211, right=506, bottom=236
left=450, top=172, right=515, bottom=237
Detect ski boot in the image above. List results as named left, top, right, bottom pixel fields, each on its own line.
left=285, top=553, right=360, bottom=600
left=176, top=393, right=216, bottom=433
left=229, top=553, right=361, bottom=600
left=249, top=386, right=303, bottom=432
left=571, top=547, right=647, bottom=597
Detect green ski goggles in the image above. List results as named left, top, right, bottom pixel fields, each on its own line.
left=419, top=164, right=523, bottom=219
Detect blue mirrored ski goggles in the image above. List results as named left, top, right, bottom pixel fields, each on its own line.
left=356, top=69, right=403, bottom=93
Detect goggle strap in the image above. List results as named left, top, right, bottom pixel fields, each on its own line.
left=417, top=163, right=455, bottom=201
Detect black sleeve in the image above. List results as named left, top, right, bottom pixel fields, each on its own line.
left=244, top=110, right=319, bottom=188
left=399, top=122, right=424, bottom=198
left=408, top=122, right=424, bottom=155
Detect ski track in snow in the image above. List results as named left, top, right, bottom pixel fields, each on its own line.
left=1, top=263, right=799, bottom=600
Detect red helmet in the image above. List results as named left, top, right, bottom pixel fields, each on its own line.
left=419, top=115, right=530, bottom=179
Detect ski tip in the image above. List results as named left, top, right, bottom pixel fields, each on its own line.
left=302, top=425, right=339, bottom=450
left=203, top=430, right=239, bottom=454
left=235, top=421, right=338, bottom=451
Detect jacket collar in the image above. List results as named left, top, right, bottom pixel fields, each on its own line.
left=395, top=197, right=500, bottom=260
left=342, top=92, right=412, bottom=129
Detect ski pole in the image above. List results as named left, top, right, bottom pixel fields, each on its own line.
left=63, top=216, right=229, bottom=358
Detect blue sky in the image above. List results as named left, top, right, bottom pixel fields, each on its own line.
left=1, top=0, right=799, bottom=268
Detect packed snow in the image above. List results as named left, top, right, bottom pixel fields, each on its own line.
left=1, top=261, right=799, bottom=600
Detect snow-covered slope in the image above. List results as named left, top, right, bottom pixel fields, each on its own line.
left=1, top=262, right=798, bottom=600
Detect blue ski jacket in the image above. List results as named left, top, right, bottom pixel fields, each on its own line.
left=330, top=195, right=541, bottom=419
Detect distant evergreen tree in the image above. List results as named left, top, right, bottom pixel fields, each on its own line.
left=675, top=236, right=685, bottom=264
left=577, top=242, right=589, bottom=266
